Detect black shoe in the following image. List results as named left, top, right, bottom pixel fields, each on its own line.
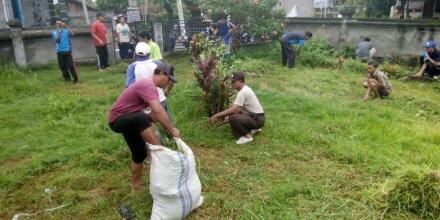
left=73, top=79, right=79, bottom=84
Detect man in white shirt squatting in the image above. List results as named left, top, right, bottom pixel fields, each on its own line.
left=210, top=72, right=265, bottom=145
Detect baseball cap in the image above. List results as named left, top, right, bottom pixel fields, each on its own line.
left=135, top=42, right=150, bottom=56
left=156, top=62, right=177, bottom=82
left=425, top=40, right=437, bottom=48
left=230, top=72, right=245, bottom=82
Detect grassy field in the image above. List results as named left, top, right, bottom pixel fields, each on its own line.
left=1, top=45, right=440, bottom=219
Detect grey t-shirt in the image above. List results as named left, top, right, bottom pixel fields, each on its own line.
left=370, top=70, right=392, bottom=93
left=233, top=85, right=264, bottom=114
left=357, top=41, right=373, bottom=58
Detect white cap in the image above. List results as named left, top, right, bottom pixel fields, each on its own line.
left=135, top=42, right=150, bottom=56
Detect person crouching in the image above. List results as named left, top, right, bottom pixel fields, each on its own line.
left=362, top=60, right=392, bottom=101
left=210, top=72, right=265, bottom=145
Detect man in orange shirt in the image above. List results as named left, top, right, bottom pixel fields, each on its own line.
left=91, top=13, right=110, bottom=71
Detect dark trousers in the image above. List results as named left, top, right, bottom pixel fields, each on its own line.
left=109, top=112, right=151, bottom=163
left=229, top=113, right=265, bottom=139
left=281, top=41, right=296, bottom=68
left=96, top=46, right=109, bottom=70
left=57, top=51, right=78, bottom=81
left=118, top=42, right=130, bottom=59
left=419, top=56, right=440, bottom=78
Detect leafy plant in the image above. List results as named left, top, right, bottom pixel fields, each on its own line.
left=198, top=0, right=284, bottom=41
left=190, top=34, right=234, bottom=116
left=341, top=59, right=367, bottom=73
left=339, top=44, right=357, bottom=59
left=299, top=39, right=335, bottom=68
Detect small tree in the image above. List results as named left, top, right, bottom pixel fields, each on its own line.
left=190, top=34, right=234, bottom=117
left=198, top=0, right=284, bottom=39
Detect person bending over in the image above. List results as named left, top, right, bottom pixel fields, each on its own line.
left=108, top=62, right=178, bottom=191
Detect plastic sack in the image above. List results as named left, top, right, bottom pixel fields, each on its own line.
left=149, top=138, right=204, bottom=220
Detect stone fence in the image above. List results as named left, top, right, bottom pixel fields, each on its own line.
left=2, top=18, right=440, bottom=66
left=0, top=19, right=117, bottom=67
left=0, top=19, right=167, bottom=67
left=285, top=18, right=440, bottom=58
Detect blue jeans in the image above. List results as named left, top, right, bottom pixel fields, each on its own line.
left=119, top=42, right=131, bottom=59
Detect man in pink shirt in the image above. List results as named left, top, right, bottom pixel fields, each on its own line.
left=91, top=13, right=110, bottom=71
left=108, top=62, right=179, bottom=191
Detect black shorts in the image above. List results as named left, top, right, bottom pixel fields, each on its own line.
left=379, top=87, right=390, bottom=98
left=109, top=112, right=151, bottom=163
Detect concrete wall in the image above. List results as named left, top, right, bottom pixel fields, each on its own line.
left=22, top=28, right=100, bottom=65
left=285, top=18, right=440, bottom=57
left=2, top=19, right=117, bottom=66
left=20, top=0, right=51, bottom=28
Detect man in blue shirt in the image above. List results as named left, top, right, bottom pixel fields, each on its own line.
left=216, top=14, right=235, bottom=55
left=413, top=41, right=440, bottom=80
left=280, top=31, right=313, bottom=68
left=51, top=18, right=79, bottom=83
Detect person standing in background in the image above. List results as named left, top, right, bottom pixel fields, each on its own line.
left=116, top=16, right=131, bottom=60
left=137, top=31, right=162, bottom=60
left=91, top=12, right=111, bottom=71
left=51, top=17, right=79, bottom=83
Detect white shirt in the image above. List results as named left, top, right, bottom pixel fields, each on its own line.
left=116, top=23, right=130, bottom=43
left=233, top=85, right=264, bottom=114
left=134, top=59, right=166, bottom=102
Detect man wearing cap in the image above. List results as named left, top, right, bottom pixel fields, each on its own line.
left=413, top=40, right=440, bottom=80
left=210, top=72, right=265, bottom=145
left=280, top=31, right=313, bottom=68
left=109, top=62, right=179, bottom=191
left=51, top=17, right=79, bottom=83
left=125, top=42, right=175, bottom=124
left=91, top=13, right=110, bottom=71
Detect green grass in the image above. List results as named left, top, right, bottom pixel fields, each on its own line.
left=1, top=49, right=440, bottom=219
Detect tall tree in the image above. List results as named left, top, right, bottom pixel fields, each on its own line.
left=96, top=0, right=129, bottom=11
left=365, top=0, right=395, bottom=18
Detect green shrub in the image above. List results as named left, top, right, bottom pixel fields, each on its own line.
left=234, top=42, right=281, bottom=61
left=342, top=59, right=367, bottom=73
left=299, top=39, right=335, bottom=68
left=380, top=62, right=412, bottom=79
left=339, top=44, right=357, bottom=59
left=385, top=169, right=440, bottom=218
left=229, top=58, right=270, bottom=74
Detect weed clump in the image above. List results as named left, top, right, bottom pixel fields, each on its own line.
left=385, top=169, right=440, bottom=218
left=299, top=39, right=334, bottom=68
left=341, top=59, right=367, bottom=73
